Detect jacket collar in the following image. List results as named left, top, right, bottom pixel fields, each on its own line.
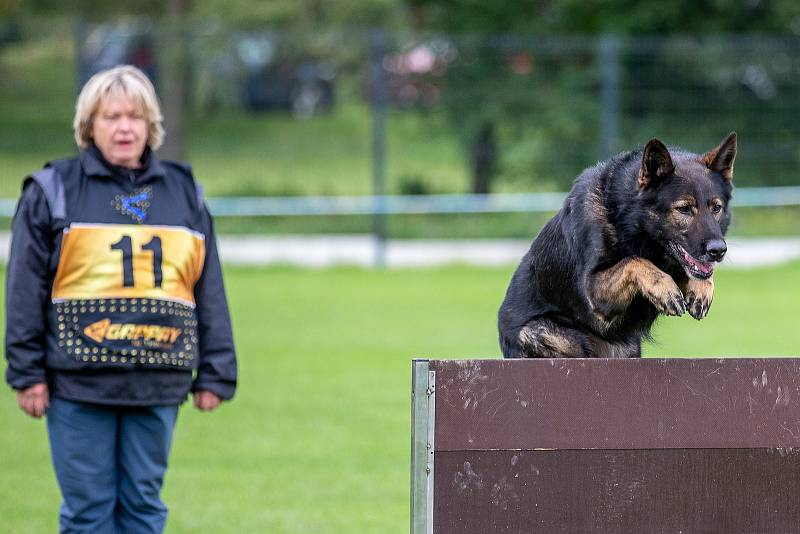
left=80, top=143, right=167, bottom=182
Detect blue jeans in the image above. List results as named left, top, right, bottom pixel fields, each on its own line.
left=46, top=398, right=179, bottom=534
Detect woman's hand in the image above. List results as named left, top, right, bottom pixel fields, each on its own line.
left=193, top=390, right=222, bottom=412
left=17, top=383, right=49, bottom=418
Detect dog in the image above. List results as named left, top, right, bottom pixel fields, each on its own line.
left=498, top=133, right=736, bottom=358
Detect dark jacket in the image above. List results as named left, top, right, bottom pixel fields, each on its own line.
left=5, top=145, right=237, bottom=405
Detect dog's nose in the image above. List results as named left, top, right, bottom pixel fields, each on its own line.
left=705, top=239, right=727, bottom=261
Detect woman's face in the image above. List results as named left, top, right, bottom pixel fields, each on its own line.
left=91, top=93, right=148, bottom=168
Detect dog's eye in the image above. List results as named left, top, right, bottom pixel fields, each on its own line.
left=711, top=203, right=723, bottom=214
left=675, top=205, right=693, bottom=215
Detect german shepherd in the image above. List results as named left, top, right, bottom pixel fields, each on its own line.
left=498, top=133, right=736, bottom=358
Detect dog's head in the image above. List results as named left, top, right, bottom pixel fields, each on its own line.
left=637, top=132, right=736, bottom=280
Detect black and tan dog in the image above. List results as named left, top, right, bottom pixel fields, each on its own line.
left=498, top=133, right=736, bottom=358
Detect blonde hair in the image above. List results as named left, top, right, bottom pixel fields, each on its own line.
left=73, top=65, right=165, bottom=150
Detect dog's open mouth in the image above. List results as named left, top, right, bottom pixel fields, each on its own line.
left=669, top=242, right=714, bottom=279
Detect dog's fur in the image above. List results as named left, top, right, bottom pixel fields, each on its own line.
left=498, top=133, right=737, bottom=358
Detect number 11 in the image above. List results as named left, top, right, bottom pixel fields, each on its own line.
left=110, top=235, right=163, bottom=288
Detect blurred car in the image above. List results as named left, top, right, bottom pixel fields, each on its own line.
left=367, top=38, right=457, bottom=109
left=236, top=33, right=336, bottom=117
left=78, top=20, right=158, bottom=87
left=78, top=24, right=336, bottom=118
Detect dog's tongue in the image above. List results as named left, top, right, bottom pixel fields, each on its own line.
left=682, top=249, right=714, bottom=277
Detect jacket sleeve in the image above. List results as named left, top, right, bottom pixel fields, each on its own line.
left=5, top=182, right=54, bottom=390
left=192, top=204, right=237, bottom=400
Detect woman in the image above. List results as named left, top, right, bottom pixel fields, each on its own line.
left=5, top=65, right=237, bottom=533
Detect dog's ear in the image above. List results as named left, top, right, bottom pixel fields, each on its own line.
left=701, top=131, right=736, bottom=181
left=639, top=139, right=674, bottom=189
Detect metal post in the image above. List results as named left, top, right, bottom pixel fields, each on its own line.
left=74, top=17, right=88, bottom=92
left=160, top=0, right=192, bottom=162
left=599, top=34, right=620, bottom=159
left=411, top=360, right=435, bottom=534
left=369, top=30, right=388, bottom=267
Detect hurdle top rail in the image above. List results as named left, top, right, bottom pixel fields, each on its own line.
left=411, top=357, right=800, bottom=534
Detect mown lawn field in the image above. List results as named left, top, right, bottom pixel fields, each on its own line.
left=0, top=262, right=797, bottom=533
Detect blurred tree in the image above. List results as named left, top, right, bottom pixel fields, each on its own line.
left=17, top=0, right=406, bottom=26
left=405, top=0, right=800, bottom=192
left=19, top=0, right=166, bottom=18
left=15, top=0, right=800, bottom=188
left=406, top=0, right=800, bottom=35
left=192, top=0, right=405, bottom=29
left=0, top=0, right=22, bottom=17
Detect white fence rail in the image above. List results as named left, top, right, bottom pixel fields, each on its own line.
left=205, top=187, right=800, bottom=217
left=0, top=187, right=797, bottom=219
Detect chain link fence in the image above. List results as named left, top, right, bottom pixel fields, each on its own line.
left=1, top=20, right=798, bottom=241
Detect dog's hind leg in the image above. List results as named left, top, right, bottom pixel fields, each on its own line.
left=512, top=317, right=593, bottom=358
left=588, top=335, right=642, bottom=358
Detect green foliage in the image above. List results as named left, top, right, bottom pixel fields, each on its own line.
left=408, top=0, right=800, bottom=35
left=0, top=263, right=798, bottom=532
left=192, top=0, right=405, bottom=30
left=614, top=36, right=800, bottom=186
left=0, top=0, right=22, bottom=17
left=404, top=1, right=800, bottom=190
left=20, top=0, right=167, bottom=18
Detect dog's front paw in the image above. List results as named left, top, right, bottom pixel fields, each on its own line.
left=640, top=272, right=686, bottom=317
left=682, top=277, right=714, bottom=320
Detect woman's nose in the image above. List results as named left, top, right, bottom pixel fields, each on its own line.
left=117, top=116, right=132, bottom=131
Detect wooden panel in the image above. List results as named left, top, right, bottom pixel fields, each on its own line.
left=430, top=358, right=800, bottom=450
left=434, top=448, right=800, bottom=534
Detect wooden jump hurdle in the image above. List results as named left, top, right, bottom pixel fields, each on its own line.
left=411, top=358, right=800, bottom=533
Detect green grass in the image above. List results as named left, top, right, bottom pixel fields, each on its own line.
left=190, top=104, right=468, bottom=198
left=0, top=262, right=798, bottom=533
